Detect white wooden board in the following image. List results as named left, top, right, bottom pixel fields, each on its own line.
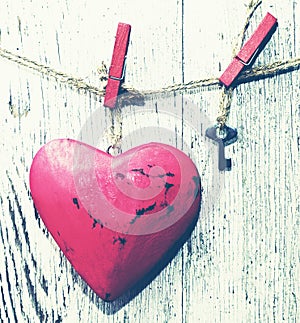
left=0, top=0, right=299, bottom=322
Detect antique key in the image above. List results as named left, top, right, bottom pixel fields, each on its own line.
left=205, top=125, right=238, bottom=171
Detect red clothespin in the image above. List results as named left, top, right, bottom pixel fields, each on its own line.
left=219, top=13, right=277, bottom=87
left=104, top=23, right=131, bottom=108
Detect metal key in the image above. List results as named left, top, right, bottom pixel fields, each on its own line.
left=205, top=125, right=238, bottom=171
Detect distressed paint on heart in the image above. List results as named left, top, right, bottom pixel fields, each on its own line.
left=29, top=139, right=201, bottom=301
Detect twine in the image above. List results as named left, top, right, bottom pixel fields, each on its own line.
left=235, top=0, right=263, bottom=54
left=0, top=47, right=106, bottom=97
left=216, top=0, right=262, bottom=127
left=1, top=46, right=299, bottom=101
left=0, top=0, right=299, bottom=125
left=1, top=0, right=299, bottom=149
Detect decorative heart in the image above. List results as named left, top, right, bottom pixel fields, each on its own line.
left=30, top=139, right=201, bottom=301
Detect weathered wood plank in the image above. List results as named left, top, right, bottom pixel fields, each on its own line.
left=1, top=0, right=185, bottom=322
left=182, top=1, right=299, bottom=322
left=0, top=0, right=299, bottom=322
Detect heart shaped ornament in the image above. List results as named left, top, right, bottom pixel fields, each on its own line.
left=30, top=139, right=201, bottom=301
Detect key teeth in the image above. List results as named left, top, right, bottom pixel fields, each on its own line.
left=219, top=158, right=232, bottom=171
left=225, top=158, right=232, bottom=171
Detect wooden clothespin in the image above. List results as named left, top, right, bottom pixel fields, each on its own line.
left=104, top=23, right=131, bottom=108
left=219, top=13, right=277, bottom=87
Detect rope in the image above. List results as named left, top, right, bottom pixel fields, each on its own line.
left=216, top=0, right=261, bottom=127
left=0, top=0, right=299, bottom=119
left=2, top=47, right=298, bottom=102
left=0, top=47, right=106, bottom=96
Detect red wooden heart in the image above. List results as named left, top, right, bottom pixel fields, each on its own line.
left=30, top=139, right=201, bottom=301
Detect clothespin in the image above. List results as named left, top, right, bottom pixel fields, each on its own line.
left=104, top=23, right=131, bottom=108
left=219, top=13, right=277, bottom=87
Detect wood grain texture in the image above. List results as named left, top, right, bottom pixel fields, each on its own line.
left=0, top=0, right=299, bottom=322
